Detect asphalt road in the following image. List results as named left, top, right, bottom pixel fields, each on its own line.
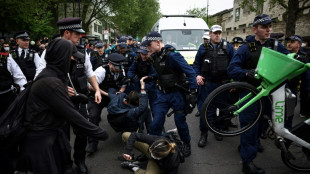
left=77, top=106, right=308, bottom=174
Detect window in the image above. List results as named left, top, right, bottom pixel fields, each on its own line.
left=239, top=24, right=246, bottom=28
left=234, top=27, right=237, bottom=30
left=235, top=8, right=240, bottom=22
left=98, top=25, right=102, bottom=34
left=94, top=23, right=97, bottom=32
left=226, top=27, right=232, bottom=31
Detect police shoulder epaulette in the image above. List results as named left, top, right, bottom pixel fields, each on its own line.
left=10, top=50, right=18, bottom=59
left=248, top=42, right=256, bottom=52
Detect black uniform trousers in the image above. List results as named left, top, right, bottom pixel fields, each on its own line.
left=63, top=102, right=88, bottom=165
left=87, top=95, right=110, bottom=146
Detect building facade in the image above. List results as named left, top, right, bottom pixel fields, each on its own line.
left=211, top=0, right=310, bottom=44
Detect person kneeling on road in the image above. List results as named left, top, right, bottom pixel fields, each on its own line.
left=121, top=132, right=183, bottom=174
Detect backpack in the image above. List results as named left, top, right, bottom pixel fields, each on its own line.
left=164, top=132, right=185, bottom=163
left=0, top=81, right=33, bottom=150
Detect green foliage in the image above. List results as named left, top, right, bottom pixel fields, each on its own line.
left=186, top=7, right=214, bottom=27
left=108, top=0, right=161, bottom=39
left=0, top=0, right=58, bottom=40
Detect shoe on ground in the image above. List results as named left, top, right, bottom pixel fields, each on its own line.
left=198, top=131, right=208, bottom=148
left=257, top=143, right=264, bottom=153
left=121, top=161, right=140, bottom=169
left=195, top=111, right=200, bottom=117
left=242, top=161, right=265, bottom=174
left=166, top=128, right=178, bottom=134
left=86, top=143, right=98, bottom=154
left=183, top=142, right=191, bottom=157
left=214, top=133, right=223, bottom=141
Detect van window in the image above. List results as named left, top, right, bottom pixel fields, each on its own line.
left=161, top=29, right=205, bottom=51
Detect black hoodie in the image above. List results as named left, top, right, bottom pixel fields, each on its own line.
left=25, top=39, right=108, bottom=140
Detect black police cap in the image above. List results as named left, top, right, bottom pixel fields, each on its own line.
left=232, top=37, right=244, bottom=44
left=285, top=35, right=303, bottom=43
left=57, top=17, right=85, bottom=33
left=252, top=14, right=275, bottom=26
left=108, top=53, right=125, bottom=65
left=14, top=31, right=30, bottom=40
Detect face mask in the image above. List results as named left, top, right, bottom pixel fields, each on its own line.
left=4, top=47, right=9, bottom=52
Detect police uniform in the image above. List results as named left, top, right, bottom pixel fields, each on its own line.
left=56, top=17, right=94, bottom=174
left=87, top=53, right=127, bottom=152
left=227, top=14, right=289, bottom=173
left=115, top=38, right=136, bottom=75
left=193, top=25, right=235, bottom=146
left=143, top=32, right=197, bottom=157
left=9, top=31, right=43, bottom=81
left=90, top=42, right=109, bottom=70
left=286, top=35, right=310, bottom=118
left=0, top=50, right=27, bottom=174
left=127, top=45, right=157, bottom=133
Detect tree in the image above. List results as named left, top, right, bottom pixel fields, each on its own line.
left=240, top=0, right=310, bottom=37
left=186, top=8, right=215, bottom=27
left=0, top=0, right=56, bottom=40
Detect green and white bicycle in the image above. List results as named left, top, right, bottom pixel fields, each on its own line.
left=201, top=47, right=310, bottom=171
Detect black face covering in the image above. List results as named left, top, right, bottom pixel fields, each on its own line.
left=40, top=38, right=73, bottom=82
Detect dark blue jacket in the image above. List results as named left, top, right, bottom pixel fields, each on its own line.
left=193, top=39, right=235, bottom=80
left=227, top=35, right=289, bottom=81
left=127, top=57, right=158, bottom=80
left=161, top=45, right=197, bottom=90
left=107, top=88, right=148, bottom=121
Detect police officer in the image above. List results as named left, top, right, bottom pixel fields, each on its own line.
left=87, top=53, right=127, bottom=153
left=127, top=44, right=157, bottom=133
left=227, top=14, right=289, bottom=174
left=195, top=32, right=210, bottom=117
left=90, top=42, right=109, bottom=70
left=115, top=38, right=136, bottom=75
left=56, top=17, right=102, bottom=174
left=127, top=35, right=137, bottom=52
left=286, top=35, right=310, bottom=118
left=8, top=31, right=43, bottom=81
left=144, top=31, right=197, bottom=157
left=231, top=37, right=244, bottom=51
left=0, top=40, right=27, bottom=174
left=193, top=25, right=235, bottom=147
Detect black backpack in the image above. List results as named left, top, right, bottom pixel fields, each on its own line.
left=0, top=82, right=33, bottom=150
left=164, top=132, right=185, bottom=163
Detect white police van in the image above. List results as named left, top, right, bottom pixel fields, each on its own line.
left=151, top=15, right=209, bottom=64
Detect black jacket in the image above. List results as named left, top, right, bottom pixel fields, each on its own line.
left=25, top=39, right=108, bottom=140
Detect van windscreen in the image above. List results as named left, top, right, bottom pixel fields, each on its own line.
left=161, top=29, right=206, bottom=51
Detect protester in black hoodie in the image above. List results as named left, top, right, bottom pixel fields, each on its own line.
left=21, top=39, right=108, bottom=174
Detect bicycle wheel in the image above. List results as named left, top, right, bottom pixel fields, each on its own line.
left=201, top=82, right=264, bottom=136
left=281, top=141, right=310, bottom=171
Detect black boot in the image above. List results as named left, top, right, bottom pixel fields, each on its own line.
left=75, top=161, right=88, bottom=174
left=198, top=131, right=208, bottom=148
left=183, top=142, right=191, bottom=157
left=242, top=162, right=265, bottom=174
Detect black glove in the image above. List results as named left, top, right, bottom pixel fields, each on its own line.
left=247, top=69, right=256, bottom=79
